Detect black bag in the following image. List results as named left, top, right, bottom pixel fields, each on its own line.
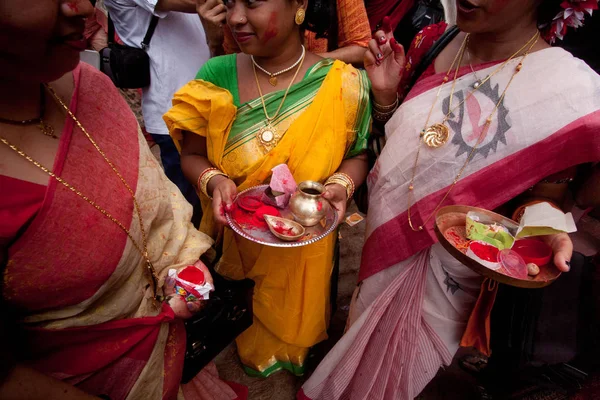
left=99, top=14, right=159, bottom=89
left=353, top=25, right=459, bottom=214
left=181, top=264, right=255, bottom=383
left=411, top=0, right=446, bottom=32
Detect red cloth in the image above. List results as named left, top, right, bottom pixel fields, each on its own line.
left=459, top=279, right=499, bottom=356
left=0, top=176, right=45, bottom=249
left=398, top=22, right=448, bottom=98
left=366, top=0, right=415, bottom=33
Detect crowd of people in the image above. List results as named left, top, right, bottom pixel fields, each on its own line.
left=1, top=0, right=599, bottom=399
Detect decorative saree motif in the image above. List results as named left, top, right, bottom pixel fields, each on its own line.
left=300, top=47, right=600, bottom=400
left=3, top=63, right=235, bottom=400
left=165, top=58, right=371, bottom=377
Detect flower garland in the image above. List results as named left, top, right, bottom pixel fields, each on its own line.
left=542, top=0, right=599, bottom=43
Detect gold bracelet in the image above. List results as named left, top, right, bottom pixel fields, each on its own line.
left=372, top=94, right=399, bottom=111
left=197, top=167, right=218, bottom=189
left=325, top=172, right=355, bottom=199
left=200, top=169, right=228, bottom=199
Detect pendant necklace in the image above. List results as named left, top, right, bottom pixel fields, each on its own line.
left=407, top=32, right=540, bottom=232
left=252, top=48, right=305, bottom=152
left=419, top=31, right=539, bottom=149
left=0, top=85, right=56, bottom=138
left=467, top=49, right=484, bottom=89
left=251, top=45, right=305, bottom=86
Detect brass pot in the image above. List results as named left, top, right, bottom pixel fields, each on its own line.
left=289, top=181, right=329, bottom=227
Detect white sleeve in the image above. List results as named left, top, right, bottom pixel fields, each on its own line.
left=127, top=0, right=169, bottom=18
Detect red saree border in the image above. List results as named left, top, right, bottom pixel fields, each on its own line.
left=4, top=63, right=141, bottom=310
left=8, top=65, right=80, bottom=256
left=25, top=305, right=174, bottom=373
left=360, top=110, right=600, bottom=281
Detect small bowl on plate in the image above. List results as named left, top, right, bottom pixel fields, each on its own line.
left=512, top=239, right=552, bottom=265
left=264, top=215, right=306, bottom=242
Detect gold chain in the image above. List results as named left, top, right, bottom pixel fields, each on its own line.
left=422, top=31, right=540, bottom=136
left=0, top=85, right=160, bottom=302
left=252, top=50, right=306, bottom=122
left=407, top=32, right=540, bottom=232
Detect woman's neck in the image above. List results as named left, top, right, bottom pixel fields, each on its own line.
left=468, top=22, right=542, bottom=63
left=252, top=37, right=305, bottom=71
left=0, top=80, right=42, bottom=122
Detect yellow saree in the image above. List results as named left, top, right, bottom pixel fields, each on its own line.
left=165, top=56, right=371, bottom=377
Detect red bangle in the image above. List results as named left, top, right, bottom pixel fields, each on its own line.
left=197, top=167, right=218, bottom=189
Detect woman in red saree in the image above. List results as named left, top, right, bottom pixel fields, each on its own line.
left=0, top=1, right=244, bottom=399
left=300, top=0, right=600, bottom=399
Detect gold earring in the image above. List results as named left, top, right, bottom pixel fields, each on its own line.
left=295, top=8, right=305, bottom=25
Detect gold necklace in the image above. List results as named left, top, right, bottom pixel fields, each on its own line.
left=251, top=45, right=305, bottom=86
left=0, top=85, right=56, bottom=138
left=252, top=50, right=305, bottom=152
left=407, top=33, right=540, bottom=232
left=0, top=85, right=161, bottom=306
left=421, top=31, right=540, bottom=149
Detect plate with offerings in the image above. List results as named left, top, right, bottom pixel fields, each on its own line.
left=225, top=164, right=338, bottom=248
left=434, top=205, right=575, bottom=288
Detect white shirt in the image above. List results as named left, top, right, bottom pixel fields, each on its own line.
left=104, top=0, right=210, bottom=135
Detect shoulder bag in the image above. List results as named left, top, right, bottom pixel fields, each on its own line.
left=100, top=14, right=159, bottom=89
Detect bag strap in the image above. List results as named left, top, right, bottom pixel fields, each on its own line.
left=141, top=15, right=160, bottom=50
left=406, top=25, right=460, bottom=93
left=107, top=13, right=160, bottom=50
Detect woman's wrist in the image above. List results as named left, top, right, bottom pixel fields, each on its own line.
left=325, top=173, right=355, bottom=199
left=372, top=90, right=398, bottom=107
left=206, top=175, right=228, bottom=198
left=197, top=167, right=228, bottom=199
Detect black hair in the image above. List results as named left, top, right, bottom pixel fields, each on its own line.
left=304, top=0, right=339, bottom=52
left=537, top=0, right=563, bottom=27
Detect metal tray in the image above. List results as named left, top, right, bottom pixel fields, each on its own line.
left=434, top=205, right=561, bottom=289
left=225, top=185, right=338, bottom=248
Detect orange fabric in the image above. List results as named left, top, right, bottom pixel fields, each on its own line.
left=459, top=278, right=499, bottom=357
left=223, top=0, right=371, bottom=54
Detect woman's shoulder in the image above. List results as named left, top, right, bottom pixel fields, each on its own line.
left=196, top=54, right=237, bottom=81
left=312, top=58, right=370, bottom=88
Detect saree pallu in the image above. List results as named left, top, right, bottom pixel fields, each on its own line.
left=300, top=48, right=600, bottom=399
left=2, top=63, right=237, bottom=400
left=165, top=58, right=371, bottom=377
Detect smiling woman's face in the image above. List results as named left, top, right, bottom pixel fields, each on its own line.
left=225, top=0, right=303, bottom=57
left=0, top=0, right=93, bottom=84
left=455, top=0, right=540, bottom=34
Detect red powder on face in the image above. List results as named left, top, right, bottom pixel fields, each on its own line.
left=469, top=241, right=499, bottom=262
left=263, top=12, right=278, bottom=42
left=67, top=2, right=79, bottom=12
left=178, top=266, right=205, bottom=284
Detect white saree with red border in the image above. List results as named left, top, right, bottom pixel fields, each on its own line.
left=299, top=47, right=600, bottom=400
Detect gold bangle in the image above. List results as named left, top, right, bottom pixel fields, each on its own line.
left=373, top=94, right=399, bottom=111
left=197, top=167, right=218, bottom=189
left=200, top=169, right=228, bottom=199
left=325, top=172, right=355, bottom=199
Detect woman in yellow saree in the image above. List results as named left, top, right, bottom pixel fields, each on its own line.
left=164, top=0, right=371, bottom=378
